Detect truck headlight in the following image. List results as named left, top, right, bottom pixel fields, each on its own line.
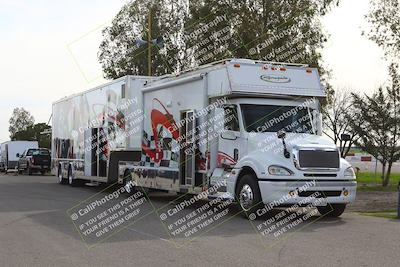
left=344, top=167, right=356, bottom=180
left=268, top=165, right=294, bottom=176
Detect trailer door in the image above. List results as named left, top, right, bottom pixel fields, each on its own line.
left=180, top=110, right=196, bottom=186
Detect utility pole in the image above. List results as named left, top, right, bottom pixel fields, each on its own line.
left=148, top=7, right=152, bottom=76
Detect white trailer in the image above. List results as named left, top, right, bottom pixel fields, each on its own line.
left=52, top=59, right=356, bottom=217
left=1, top=141, right=39, bottom=172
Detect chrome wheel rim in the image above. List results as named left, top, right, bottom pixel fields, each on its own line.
left=239, top=184, right=254, bottom=211
left=58, top=169, right=63, bottom=183
left=68, top=172, right=73, bottom=184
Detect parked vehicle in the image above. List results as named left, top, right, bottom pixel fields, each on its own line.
left=52, top=58, right=356, bottom=217
left=17, top=148, right=51, bottom=175
left=0, top=147, right=4, bottom=172
left=1, top=141, right=39, bottom=173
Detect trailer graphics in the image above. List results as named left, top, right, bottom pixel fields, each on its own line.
left=53, top=59, right=356, bottom=228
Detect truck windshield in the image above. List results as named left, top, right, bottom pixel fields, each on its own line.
left=241, top=104, right=316, bottom=134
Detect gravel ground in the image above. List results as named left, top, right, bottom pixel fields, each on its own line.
left=348, top=191, right=398, bottom=212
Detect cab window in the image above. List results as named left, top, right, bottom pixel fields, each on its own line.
left=223, top=105, right=240, bottom=132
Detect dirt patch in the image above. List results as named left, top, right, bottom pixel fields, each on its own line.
left=347, top=191, right=398, bottom=212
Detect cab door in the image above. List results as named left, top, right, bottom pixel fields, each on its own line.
left=19, top=150, right=27, bottom=169
left=217, top=105, right=244, bottom=168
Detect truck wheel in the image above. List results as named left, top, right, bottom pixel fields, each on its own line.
left=235, top=174, right=263, bottom=214
left=58, top=165, right=67, bottom=184
left=68, top=167, right=80, bottom=187
left=27, top=165, right=32, bottom=176
left=317, top=204, right=346, bottom=217
left=17, top=164, right=22, bottom=175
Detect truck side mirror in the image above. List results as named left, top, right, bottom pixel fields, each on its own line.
left=277, top=130, right=290, bottom=159
left=277, top=130, right=286, bottom=139
left=341, top=134, right=351, bottom=142
left=221, top=131, right=237, bottom=140
left=16, top=153, right=20, bottom=158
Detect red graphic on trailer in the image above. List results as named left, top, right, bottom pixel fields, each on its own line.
left=142, top=98, right=179, bottom=163
left=141, top=98, right=207, bottom=170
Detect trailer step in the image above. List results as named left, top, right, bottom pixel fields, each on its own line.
left=85, top=182, right=101, bottom=187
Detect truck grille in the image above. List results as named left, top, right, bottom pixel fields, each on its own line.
left=298, top=150, right=339, bottom=169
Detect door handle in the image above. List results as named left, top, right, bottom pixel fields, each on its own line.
left=234, top=149, right=239, bottom=162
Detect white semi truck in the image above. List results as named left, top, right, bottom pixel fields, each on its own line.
left=52, top=59, right=356, bottom=217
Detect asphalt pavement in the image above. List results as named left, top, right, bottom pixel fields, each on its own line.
left=0, top=174, right=399, bottom=267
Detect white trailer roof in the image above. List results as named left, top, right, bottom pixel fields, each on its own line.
left=144, top=59, right=326, bottom=99
left=226, top=60, right=325, bottom=97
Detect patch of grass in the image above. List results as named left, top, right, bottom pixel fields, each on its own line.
left=357, top=184, right=398, bottom=192
left=348, top=148, right=365, bottom=154
left=356, top=172, right=400, bottom=185
left=359, top=210, right=398, bottom=219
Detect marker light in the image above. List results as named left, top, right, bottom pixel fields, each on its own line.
left=343, top=189, right=349, bottom=197
left=234, top=64, right=241, bottom=68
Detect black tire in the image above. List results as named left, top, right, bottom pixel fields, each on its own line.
left=58, top=165, right=67, bottom=184
left=17, top=164, right=23, bottom=175
left=235, top=174, right=263, bottom=215
left=40, top=170, right=46, bottom=175
left=123, top=170, right=135, bottom=194
left=27, top=165, right=32, bottom=176
left=317, top=204, right=346, bottom=218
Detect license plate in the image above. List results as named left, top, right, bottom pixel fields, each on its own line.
left=313, top=198, right=328, bottom=207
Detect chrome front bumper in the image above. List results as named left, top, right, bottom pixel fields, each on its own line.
left=258, top=179, right=357, bottom=205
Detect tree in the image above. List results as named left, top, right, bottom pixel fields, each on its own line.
left=99, top=0, right=189, bottom=78
left=322, top=89, right=361, bottom=158
left=99, top=0, right=340, bottom=87
left=13, top=123, right=52, bottom=149
left=365, top=0, right=400, bottom=57
left=9, top=108, right=35, bottom=139
left=351, top=64, right=400, bottom=186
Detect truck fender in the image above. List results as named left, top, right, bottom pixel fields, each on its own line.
left=227, top=156, right=266, bottom=201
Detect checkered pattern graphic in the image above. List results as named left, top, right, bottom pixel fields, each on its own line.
left=141, top=131, right=179, bottom=168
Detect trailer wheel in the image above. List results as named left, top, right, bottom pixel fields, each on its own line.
left=68, top=166, right=80, bottom=187
left=58, top=165, right=67, bottom=184
left=123, top=170, right=135, bottom=194
left=317, top=204, right=346, bottom=218
left=235, top=174, right=263, bottom=215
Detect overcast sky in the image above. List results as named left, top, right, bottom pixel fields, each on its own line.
left=0, top=0, right=388, bottom=143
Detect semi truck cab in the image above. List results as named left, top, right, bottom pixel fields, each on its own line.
left=212, top=96, right=356, bottom=217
